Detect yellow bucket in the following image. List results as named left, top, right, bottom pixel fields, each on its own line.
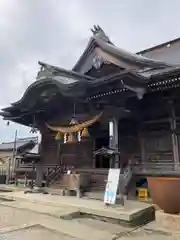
left=138, top=188, right=148, bottom=201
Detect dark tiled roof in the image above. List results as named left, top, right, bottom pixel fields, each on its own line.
left=137, top=37, right=180, bottom=55
left=1, top=26, right=180, bottom=127
left=137, top=66, right=180, bottom=78
left=73, top=28, right=175, bottom=72
left=38, top=61, right=95, bottom=82
left=94, top=38, right=172, bottom=68
left=26, top=143, right=39, bottom=154
left=0, top=137, right=38, bottom=151
left=94, top=147, right=120, bottom=156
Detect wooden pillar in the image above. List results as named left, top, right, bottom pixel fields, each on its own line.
left=92, top=139, right=96, bottom=168
left=35, top=162, right=43, bottom=187
left=114, top=118, right=119, bottom=168
left=24, top=172, right=28, bottom=187
left=35, top=130, right=43, bottom=188
left=169, top=101, right=179, bottom=168
left=140, top=137, right=146, bottom=162
left=57, top=142, right=61, bottom=165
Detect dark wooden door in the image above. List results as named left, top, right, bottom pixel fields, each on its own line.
left=60, top=141, right=93, bottom=168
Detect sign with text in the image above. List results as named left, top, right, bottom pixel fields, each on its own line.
left=104, top=168, right=120, bottom=205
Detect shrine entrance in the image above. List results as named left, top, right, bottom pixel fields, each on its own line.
left=95, top=135, right=110, bottom=168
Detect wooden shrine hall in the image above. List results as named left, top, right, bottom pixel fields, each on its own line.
left=2, top=25, right=180, bottom=194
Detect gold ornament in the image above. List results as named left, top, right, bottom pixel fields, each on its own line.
left=81, top=128, right=89, bottom=137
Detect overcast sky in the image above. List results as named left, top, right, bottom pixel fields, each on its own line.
left=0, top=0, right=180, bottom=142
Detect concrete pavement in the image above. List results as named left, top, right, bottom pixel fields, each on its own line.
left=0, top=188, right=179, bottom=239
left=0, top=204, right=114, bottom=240
left=0, top=195, right=178, bottom=239
left=0, top=190, right=153, bottom=222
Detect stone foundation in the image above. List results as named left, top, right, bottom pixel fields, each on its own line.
left=155, top=210, right=180, bottom=232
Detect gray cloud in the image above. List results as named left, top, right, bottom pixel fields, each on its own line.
left=0, top=0, right=180, bottom=141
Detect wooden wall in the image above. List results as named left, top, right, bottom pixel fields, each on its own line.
left=41, top=127, right=93, bottom=167
left=141, top=133, right=173, bottom=163
left=41, top=129, right=59, bottom=165
left=60, top=141, right=93, bottom=168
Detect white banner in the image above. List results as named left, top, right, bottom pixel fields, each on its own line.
left=104, top=168, right=120, bottom=205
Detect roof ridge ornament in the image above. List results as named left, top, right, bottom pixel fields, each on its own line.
left=90, top=25, right=111, bottom=43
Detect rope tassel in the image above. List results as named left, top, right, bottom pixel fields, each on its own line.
left=55, top=132, right=63, bottom=140
left=81, top=128, right=89, bottom=137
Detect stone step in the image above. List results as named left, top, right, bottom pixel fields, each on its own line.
left=145, top=210, right=180, bottom=233
left=0, top=191, right=155, bottom=227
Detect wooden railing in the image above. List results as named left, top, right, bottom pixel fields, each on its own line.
left=131, top=162, right=180, bottom=177
left=75, top=162, right=180, bottom=177
left=15, top=157, right=180, bottom=186
left=15, top=159, right=33, bottom=170
left=15, top=160, right=75, bottom=186
left=15, top=160, right=62, bottom=172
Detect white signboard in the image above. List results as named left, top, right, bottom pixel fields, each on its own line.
left=104, top=168, right=120, bottom=205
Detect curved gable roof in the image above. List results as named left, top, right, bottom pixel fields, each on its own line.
left=73, top=25, right=174, bottom=73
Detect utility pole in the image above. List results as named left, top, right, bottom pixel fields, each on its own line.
left=6, top=130, right=17, bottom=184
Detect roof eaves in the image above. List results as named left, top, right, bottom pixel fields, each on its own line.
left=0, top=140, right=36, bottom=151
left=72, top=37, right=97, bottom=72
left=9, top=77, right=81, bottom=107
left=95, top=38, right=173, bottom=68
left=137, top=37, right=180, bottom=55
left=89, top=70, right=149, bottom=88
left=150, top=66, right=180, bottom=79
left=38, top=61, right=95, bottom=81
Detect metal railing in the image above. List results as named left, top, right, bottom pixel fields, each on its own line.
left=46, top=166, right=62, bottom=186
